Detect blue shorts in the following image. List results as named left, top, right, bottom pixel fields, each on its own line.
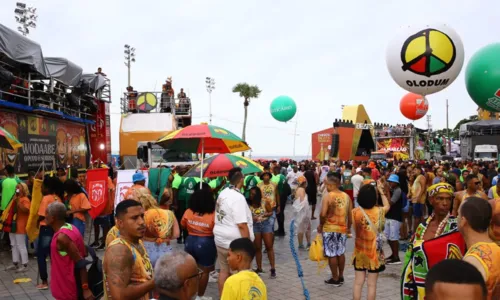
left=185, top=235, right=217, bottom=268
left=384, top=219, right=401, bottom=241
left=143, top=241, right=173, bottom=268
left=93, top=215, right=112, bottom=227
left=253, top=214, right=275, bottom=234
left=413, top=203, right=424, bottom=218
left=71, top=218, right=86, bottom=237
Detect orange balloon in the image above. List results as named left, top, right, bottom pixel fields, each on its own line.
left=400, top=92, right=429, bottom=120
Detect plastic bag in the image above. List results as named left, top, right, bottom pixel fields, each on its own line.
left=308, top=235, right=327, bottom=262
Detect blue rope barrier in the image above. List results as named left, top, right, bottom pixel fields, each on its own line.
left=289, top=219, right=310, bottom=300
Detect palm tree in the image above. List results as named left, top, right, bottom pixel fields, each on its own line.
left=232, top=83, right=262, bottom=151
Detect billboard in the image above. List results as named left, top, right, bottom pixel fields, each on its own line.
left=311, top=126, right=370, bottom=161
left=0, top=110, right=88, bottom=174
left=376, top=137, right=410, bottom=160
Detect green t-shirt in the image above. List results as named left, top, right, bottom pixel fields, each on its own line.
left=172, top=173, right=182, bottom=189
left=209, top=177, right=224, bottom=189
left=0, top=176, right=22, bottom=210
left=342, top=170, right=353, bottom=190
left=178, top=177, right=201, bottom=203
left=244, top=175, right=261, bottom=198
left=271, top=174, right=286, bottom=195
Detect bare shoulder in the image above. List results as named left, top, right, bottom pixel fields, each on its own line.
left=104, top=243, right=133, bottom=270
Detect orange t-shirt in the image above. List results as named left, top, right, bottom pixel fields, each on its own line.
left=69, top=193, right=91, bottom=221
left=323, top=191, right=350, bottom=234
left=181, top=209, right=215, bottom=237
left=15, top=196, right=31, bottom=234
left=101, top=177, right=115, bottom=216
left=38, top=194, right=61, bottom=226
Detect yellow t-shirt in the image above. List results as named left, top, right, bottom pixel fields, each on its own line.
left=221, top=270, right=267, bottom=300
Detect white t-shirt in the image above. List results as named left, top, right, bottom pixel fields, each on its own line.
left=319, top=165, right=330, bottom=183
left=286, top=171, right=303, bottom=189
left=214, top=188, right=254, bottom=249
left=351, top=174, right=364, bottom=198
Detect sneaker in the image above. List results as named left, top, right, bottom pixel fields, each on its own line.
left=386, top=258, right=402, bottom=265
left=340, top=276, right=344, bottom=283
left=5, top=264, right=18, bottom=271
left=270, top=269, right=276, bottom=279
left=274, top=231, right=286, bottom=237
left=89, top=241, right=99, bottom=248
left=324, top=278, right=342, bottom=286
left=306, top=243, right=311, bottom=250
left=253, top=268, right=264, bottom=274
left=96, top=243, right=105, bottom=251
left=385, top=255, right=394, bottom=262
left=298, top=244, right=305, bottom=250
left=198, top=297, right=212, bottom=300
left=16, top=265, right=28, bottom=273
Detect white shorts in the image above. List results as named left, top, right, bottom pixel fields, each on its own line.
left=384, top=219, right=401, bottom=241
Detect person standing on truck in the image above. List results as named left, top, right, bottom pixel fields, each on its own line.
left=172, top=170, right=200, bottom=244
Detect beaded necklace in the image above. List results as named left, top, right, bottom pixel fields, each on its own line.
left=420, top=213, right=450, bottom=239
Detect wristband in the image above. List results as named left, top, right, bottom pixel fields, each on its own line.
left=82, top=283, right=89, bottom=290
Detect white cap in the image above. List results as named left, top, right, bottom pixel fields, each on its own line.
left=356, top=167, right=362, bottom=173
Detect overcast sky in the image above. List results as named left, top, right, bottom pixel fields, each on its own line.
left=1, top=0, right=497, bottom=157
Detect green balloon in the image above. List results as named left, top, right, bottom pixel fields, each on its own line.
left=465, top=43, right=500, bottom=112
left=270, top=95, right=297, bottom=122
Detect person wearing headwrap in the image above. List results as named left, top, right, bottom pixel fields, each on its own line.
left=400, top=183, right=466, bottom=300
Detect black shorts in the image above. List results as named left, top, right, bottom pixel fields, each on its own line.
left=307, top=190, right=317, bottom=205
left=353, top=258, right=386, bottom=273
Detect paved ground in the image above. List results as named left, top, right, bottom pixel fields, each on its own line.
left=0, top=199, right=403, bottom=300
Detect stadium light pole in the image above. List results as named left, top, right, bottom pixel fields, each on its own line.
left=124, top=45, right=136, bottom=87
left=205, top=77, right=215, bottom=124
left=14, top=2, right=37, bottom=36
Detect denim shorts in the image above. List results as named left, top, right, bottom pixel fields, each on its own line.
left=184, top=235, right=217, bottom=268
left=143, top=241, right=173, bottom=268
left=413, top=203, right=424, bottom=218
left=253, top=214, right=275, bottom=234
left=71, top=218, right=86, bottom=237
left=384, top=219, right=401, bottom=241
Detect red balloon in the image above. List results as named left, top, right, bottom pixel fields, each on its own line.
left=400, top=93, right=429, bottom=120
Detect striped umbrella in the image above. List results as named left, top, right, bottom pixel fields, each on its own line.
left=156, top=124, right=250, bottom=153
left=0, top=126, right=22, bottom=150
left=183, top=154, right=263, bottom=178
left=156, top=124, right=251, bottom=186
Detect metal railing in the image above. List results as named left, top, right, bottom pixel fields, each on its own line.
left=120, top=91, right=192, bottom=117
left=0, top=61, right=111, bottom=120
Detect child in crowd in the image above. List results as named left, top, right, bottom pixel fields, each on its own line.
left=293, top=176, right=311, bottom=249
left=221, top=238, right=267, bottom=300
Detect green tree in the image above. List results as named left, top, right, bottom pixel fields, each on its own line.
left=232, top=83, right=262, bottom=150
left=453, top=115, right=478, bottom=131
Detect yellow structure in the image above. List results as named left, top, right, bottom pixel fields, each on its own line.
left=478, top=107, right=500, bottom=120
left=341, top=104, right=374, bottom=156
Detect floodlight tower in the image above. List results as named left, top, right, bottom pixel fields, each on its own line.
left=14, top=2, right=37, bottom=36
left=205, top=77, right=215, bottom=124
left=124, top=44, right=136, bottom=87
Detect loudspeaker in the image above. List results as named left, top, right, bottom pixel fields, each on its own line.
left=330, top=134, right=339, bottom=157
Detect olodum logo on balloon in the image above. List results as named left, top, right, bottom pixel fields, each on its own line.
left=400, top=28, right=456, bottom=87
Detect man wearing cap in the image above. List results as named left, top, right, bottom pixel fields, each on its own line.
left=124, top=172, right=150, bottom=200
left=351, top=167, right=364, bottom=207
left=385, top=174, right=403, bottom=265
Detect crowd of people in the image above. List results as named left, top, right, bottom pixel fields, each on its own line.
left=0, top=158, right=499, bottom=299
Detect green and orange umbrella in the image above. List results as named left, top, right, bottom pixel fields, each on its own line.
left=183, top=154, right=263, bottom=178
left=156, top=124, right=251, bottom=185
left=156, top=124, right=250, bottom=153
left=0, top=126, right=22, bottom=150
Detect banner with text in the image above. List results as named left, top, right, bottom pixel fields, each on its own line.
left=0, top=111, right=88, bottom=174
left=86, top=168, right=109, bottom=219
left=114, top=169, right=149, bottom=208
left=376, top=137, right=410, bottom=160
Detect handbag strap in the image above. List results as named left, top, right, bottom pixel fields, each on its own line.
left=359, top=207, right=379, bottom=234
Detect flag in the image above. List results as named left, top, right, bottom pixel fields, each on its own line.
left=26, top=179, right=43, bottom=242
left=86, top=168, right=108, bottom=219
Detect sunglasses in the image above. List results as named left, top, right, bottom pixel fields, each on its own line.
left=186, top=268, right=203, bottom=281
left=474, top=182, right=481, bottom=186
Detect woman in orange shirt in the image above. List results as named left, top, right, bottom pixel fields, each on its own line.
left=64, top=179, right=91, bottom=237
left=5, top=182, right=31, bottom=272
left=181, top=183, right=216, bottom=299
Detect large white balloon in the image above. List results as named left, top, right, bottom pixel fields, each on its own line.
left=386, top=23, right=464, bottom=95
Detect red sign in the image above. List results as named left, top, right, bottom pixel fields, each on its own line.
left=88, top=101, right=110, bottom=164
left=86, top=168, right=109, bottom=219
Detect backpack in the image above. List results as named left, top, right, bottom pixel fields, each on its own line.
left=75, top=246, right=103, bottom=299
